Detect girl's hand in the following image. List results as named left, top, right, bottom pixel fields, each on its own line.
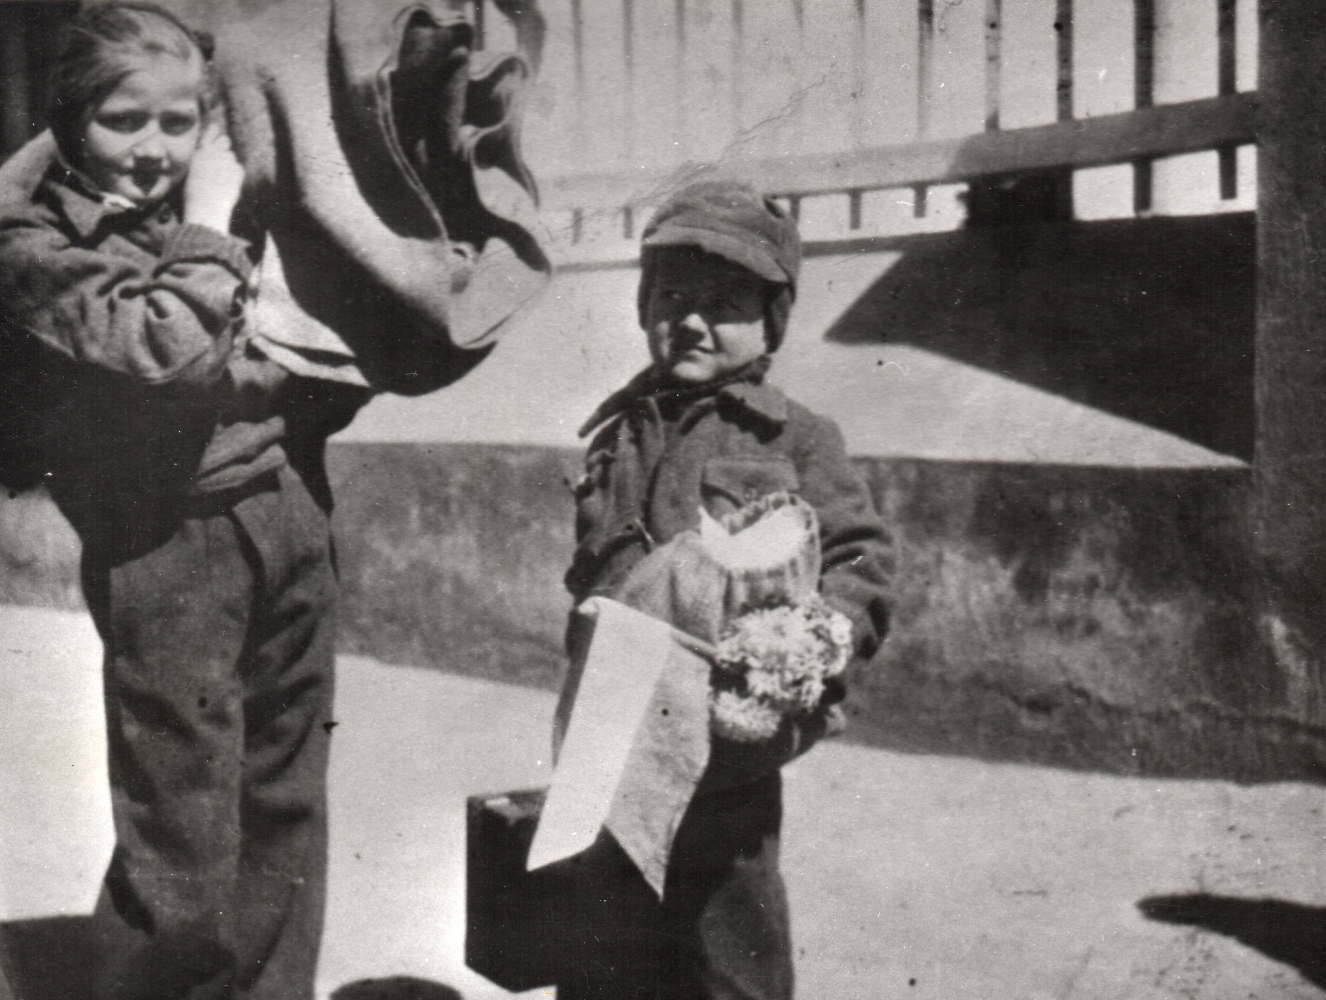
left=221, top=341, right=290, bottom=423
left=184, top=121, right=245, bottom=233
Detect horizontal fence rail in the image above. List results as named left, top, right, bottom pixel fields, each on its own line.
left=542, top=91, right=1258, bottom=212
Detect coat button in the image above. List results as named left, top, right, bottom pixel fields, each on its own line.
left=158, top=206, right=173, bottom=224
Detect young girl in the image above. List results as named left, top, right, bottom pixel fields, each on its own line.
left=0, top=5, right=363, bottom=997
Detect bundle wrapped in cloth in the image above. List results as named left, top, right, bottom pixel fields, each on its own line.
left=700, top=495, right=852, bottom=744
left=531, top=492, right=851, bottom=897
left=214, top=0, right=552, bottom=395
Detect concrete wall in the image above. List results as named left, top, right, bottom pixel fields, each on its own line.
left=6, top=442, right=1322, bottom=785
left=323, top=444, right=1323, bottom=785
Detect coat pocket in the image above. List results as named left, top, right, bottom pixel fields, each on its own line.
left=700, top=457, right=800, bottom=518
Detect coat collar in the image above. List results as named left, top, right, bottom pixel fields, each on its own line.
left=46, top=174, right=113, bottom=240
left=578, top=356, right=786, bottom=438
left=42, top=161, right=144, bottom=241
left=0, top=133, right=123, bottom=241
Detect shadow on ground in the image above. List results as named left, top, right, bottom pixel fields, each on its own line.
left=0, top=921, right=468, bottom=1000
left=1139, top=894, right=1326, bottom=988
left=331, top=978, right=462, bottom=1000
left=0, top=918, right=95, bottom=1000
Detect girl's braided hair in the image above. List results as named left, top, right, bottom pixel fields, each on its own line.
left=49, top=2, right=215, bottom=166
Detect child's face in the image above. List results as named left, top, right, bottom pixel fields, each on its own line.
left=81, top=54, right=204, bottom=207
left=643, top=250, right=769, bottom=385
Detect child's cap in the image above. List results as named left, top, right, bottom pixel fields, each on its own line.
left=641, top=178, right=802, bottom=292
left=638, top=178, right=802, bottom=351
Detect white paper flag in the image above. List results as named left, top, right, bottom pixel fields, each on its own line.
left=527, top=597, right=676, bottom=871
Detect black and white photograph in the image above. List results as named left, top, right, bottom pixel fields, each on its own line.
left=0, top=0, right=1323, bottom=997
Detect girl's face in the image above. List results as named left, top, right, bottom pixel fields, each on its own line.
left=81, top=54, right=204, bottom=206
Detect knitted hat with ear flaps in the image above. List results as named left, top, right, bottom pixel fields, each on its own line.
left=638, top=178, right=802, bottom=351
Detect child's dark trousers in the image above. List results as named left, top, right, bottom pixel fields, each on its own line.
left=4, top=465, right=339, bottom=1000
left=555, top=773, right=793, bottom=1000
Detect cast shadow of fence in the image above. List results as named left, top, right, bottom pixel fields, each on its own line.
left=1139, top=893, right=1326, bottom=988
left=822, top=212, right=1256, bottom=461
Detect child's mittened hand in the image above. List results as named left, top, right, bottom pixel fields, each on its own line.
left=184, top=121, right=246, bottom=233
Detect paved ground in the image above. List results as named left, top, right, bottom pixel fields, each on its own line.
left=3, top=605, right=1325, bottom=999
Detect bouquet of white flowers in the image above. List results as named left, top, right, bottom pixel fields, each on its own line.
left=697, top=492, right=854, bottom=744
left=710, top=597, right=853, bottom=742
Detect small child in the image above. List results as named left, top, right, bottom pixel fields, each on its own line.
left=561, top=179, right=894, bottom=1000
left=0, top=5, right=363, bottom=996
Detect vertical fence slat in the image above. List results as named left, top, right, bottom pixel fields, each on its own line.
left=1056, top=0, right=1073, bottom=121
left=1216, top=0, right=1236, bottom=94
left=985, top=0, right=1001, bottom=132
left=570, top=0, right=585, bottom=91
left=1000, top=0, right=1058, bottom=130
left=845, top=0, right=867, bottom=144
left=915, top=0, right=934, bottom=216
left=1056, top=0, right=1075, bottom=217
left=731, top=0, right=744, bottom=144
left=622, top=0, right=635, bottom=167
left=578, top=0, right=630, bottom=223
left=678, top=0, right=737, bottom=164
left=673, top=0, right=686, bottom=153
left=858, top=0, right=919, bottom=149
left=928, top=0, right=988, bottom=138
left=630, top=0, right=683, bottom=172
left=1152, top=0, right=1220, bottom=214
left=533, top=0, right=581, bottom=175
left=917, top=0, right=935, bottom=136
left=570, top=0, right=586, bottom=175
left=1074, top=0, right=1134, bottom=118
left=800, top=0, right=859, bottom=160
left=1217, top=0, right=1236, bottom=198
left=734, top=0, right=806, bottom=162
left=1134, top=0, right=1155, bottom=109
left=1235, top=0, right=1257, bottom=92
left=1133, top=0, right=1155, bottom=213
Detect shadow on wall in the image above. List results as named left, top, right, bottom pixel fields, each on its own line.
left=824, top=213, right=1256, bottom=460
left=1139, top=895, right=1326, bottom=988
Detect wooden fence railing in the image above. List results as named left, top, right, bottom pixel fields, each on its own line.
left=0, top=1, right=1260, bottom=251
left=510, top=0, right=1258, bottom=254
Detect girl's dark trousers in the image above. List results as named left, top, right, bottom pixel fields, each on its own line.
left=4, top=464, right=337, bottom=1000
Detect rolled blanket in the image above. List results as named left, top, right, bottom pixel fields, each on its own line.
left=214, top=0, right=551, bottom=394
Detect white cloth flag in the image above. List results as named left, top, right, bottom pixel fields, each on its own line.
left=0, top=609, right=114, bottom=920
left=527, top=598, right=674, bottom=871
left=527, top=597, right=713, bottom=896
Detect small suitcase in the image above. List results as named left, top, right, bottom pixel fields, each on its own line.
left=465, top=788, right=661, bottom=991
